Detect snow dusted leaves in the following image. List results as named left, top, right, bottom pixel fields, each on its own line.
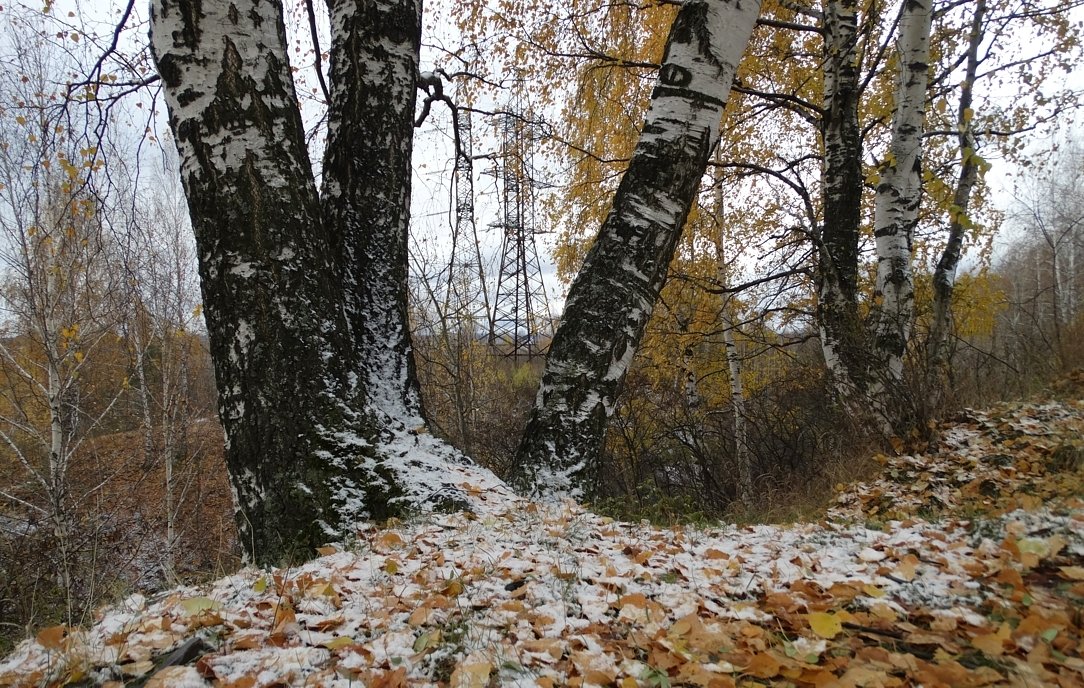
left=5, top=399, right=1084, bottom=687
left=3, top=502, right=1083, bottom=686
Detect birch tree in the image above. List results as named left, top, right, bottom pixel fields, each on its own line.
left=0, top=15, right=133, bottom=621
left=149, top=0, right=484, bottom=564
left=868, top=0, right=933, bottom=409
left=146, top=0, right=767, bottom=557
left=510, top=0, right=763, bottom=500
left=816, top=0, right=870, bottom=409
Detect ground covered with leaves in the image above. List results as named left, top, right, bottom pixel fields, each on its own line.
left=2, top=399, right=1083, bottom=687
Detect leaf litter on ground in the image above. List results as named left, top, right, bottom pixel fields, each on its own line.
left=2, top=399, right=1084, bottom=687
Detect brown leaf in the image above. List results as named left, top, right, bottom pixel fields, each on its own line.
left=307, top=615, right=345, bottom=632
left=378, top=532, right=405, bottom=550
left=370, top=667, right=407, bottom=688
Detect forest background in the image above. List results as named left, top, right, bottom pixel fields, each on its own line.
left=0, top=0, right=1082, bottom=651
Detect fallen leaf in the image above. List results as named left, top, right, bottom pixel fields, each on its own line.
left=744, top=652, right=781, bottom=679
left=450, top=662, right=491, bottom=688
left=323, top=636, right=355, bottom=651
left=178, top=597, right=222, bottom=615
left=1059, top=565, right=1084, bottom=580
left=35, top=625, right=67, bottom=651
left=807, top=612, right=843, bottom=639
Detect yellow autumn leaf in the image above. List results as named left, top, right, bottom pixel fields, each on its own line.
left=179, top=597, right=222, bottom=615
left=862, top=583, right=886, bottom=598
left=807, top=612, right=843, bottom=639
left=971, top=627, right=1009, bottom=657
left=323, top=636, right=354, bottom=650
left=449, top=661, right=491, bottom=688
left=443, top=579, right=464, bottom=596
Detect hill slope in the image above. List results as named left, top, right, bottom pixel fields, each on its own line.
left=2, top=399, right=1083, bottom=687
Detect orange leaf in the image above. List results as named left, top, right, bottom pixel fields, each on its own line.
left=36, top=625, right=67, bottom=651
left=370, top=667, right=407, bottom=688
left=744, top=652, right=781, bottom=679
left=970, top=633, right=1005, bottom=657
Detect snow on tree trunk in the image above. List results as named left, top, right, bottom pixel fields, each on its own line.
left=929, top=0, right=985, bottom=379
left=151, top=0, right=494, bottom=564
left=151, top=0, right=366, bottom=563
left=512, top=0, right=762, bottom=501
left=322, top=0, right=424, bottom=429
left=817, top=0, right=869, bottom=405
left=870, top=0, right=932, bottom=391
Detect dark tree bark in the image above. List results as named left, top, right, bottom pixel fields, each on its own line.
left=816, top=0, right=873, bottom=405
left=323, top=0, right=424, bottom=428
left=511, top=0, right=762, bottom=501
left=929, top=0, right=985, bottom=380
left=150, top=0, right=468, bottom=565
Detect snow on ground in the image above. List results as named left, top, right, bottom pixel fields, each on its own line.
left=2, top=400, right=1084, bottom=687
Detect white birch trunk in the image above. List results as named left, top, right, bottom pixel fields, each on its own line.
left=871, top=0, right=933, bottom=387
left=151, top=0, right=482, bottom=563
left=43, top=264, right=75, bottom=620
left=513, top=0, right=762, bottom=501
left=722, top=320, right=751, bottom=506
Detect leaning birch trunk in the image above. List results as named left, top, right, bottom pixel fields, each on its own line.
left=512, top=0, right=762, bottom=501
left=929, top=0, right=985, bottom=383
left=817, top=0, right=869, bottom=405
left=870, top=0, right=933, bottom=414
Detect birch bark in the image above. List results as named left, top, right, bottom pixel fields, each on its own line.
left=871, top=0, right=932, bottom=390
left=150, top=0, right=466, bottom=565
left=712, top=160, right=752, bottom=507
left=511, top=0, right=762, bottom=500
left=817, top=0, right=869, bottom=403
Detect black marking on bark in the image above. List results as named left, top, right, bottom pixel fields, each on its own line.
left=650, top=85, right=727, bottom=109
left=660, top=64, right=692, bottom=87
left=666, top=1, right=725, bottom=72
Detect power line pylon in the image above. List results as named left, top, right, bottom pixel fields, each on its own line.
left=489, top=106, right=552, bottom=360
left=443, top=109, right=491, bottom=335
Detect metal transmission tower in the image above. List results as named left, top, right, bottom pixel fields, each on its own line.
left=489, top=107, right=552, bottom=359
left=443, top=109, right=491, bottom=335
